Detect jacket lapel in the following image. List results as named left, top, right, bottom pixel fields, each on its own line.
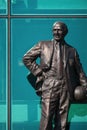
left=63, top=43, right=69, bottom=69
left=41, top=40, right=54, bottom=69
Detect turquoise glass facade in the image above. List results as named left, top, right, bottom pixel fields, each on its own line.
left=0, top=19, right=7, bottom=130
left=11, top=0, right=87, bottom=14
left=0, top=0, right=87, bottom=130
left=0, top=0, right=7, bottom=14
left=11, top=18, right=87, bottom=130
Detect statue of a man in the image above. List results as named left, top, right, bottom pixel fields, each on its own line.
left=23, top=21, right=87, bottom=130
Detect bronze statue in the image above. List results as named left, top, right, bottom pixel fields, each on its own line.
left=23, top=22, right=87, bottom=130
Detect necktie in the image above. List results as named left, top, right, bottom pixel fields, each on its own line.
left=57, top=43, right=63, bottom=79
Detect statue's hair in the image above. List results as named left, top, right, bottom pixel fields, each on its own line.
left=53, top=21, right=68, bottom=36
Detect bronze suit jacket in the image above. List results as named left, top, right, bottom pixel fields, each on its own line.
left=23, top=40, right=87, bottom=100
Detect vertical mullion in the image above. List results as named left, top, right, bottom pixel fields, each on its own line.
left=7, top=0, right=11, bottom=130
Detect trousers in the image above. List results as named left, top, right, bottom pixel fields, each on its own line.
left=39, top=78, right=70, bottom=130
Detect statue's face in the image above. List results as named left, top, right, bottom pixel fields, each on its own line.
left=53, top=23, right=65, bottom=42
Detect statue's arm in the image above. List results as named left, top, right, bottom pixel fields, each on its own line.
left=23, top=42, right=42, bottom=76
left=74, top=49, right=87, bottom=87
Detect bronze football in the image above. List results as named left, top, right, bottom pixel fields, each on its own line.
left=74, top=86, right=86, bottom=101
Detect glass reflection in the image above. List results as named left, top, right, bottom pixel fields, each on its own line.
left=0, top=0, right=7, bottom=14
left=0, top=19, right=7, bottom=130
left=11, top=18, right=87, bottom=130
left=11, top=0, right=87, bottom=15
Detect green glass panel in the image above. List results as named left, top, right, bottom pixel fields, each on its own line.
left=11, top=18, right=87, bottom=130
left=0, top=19, right=7, bottom=130
left=11, top=0, right=87, bottom=14
left=0, top=0, right=7, bottom=14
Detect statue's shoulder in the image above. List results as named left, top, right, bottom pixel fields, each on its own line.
left=65, top=42, right=77, bottom=54
left=40, top=40, right=53, bottom=48
left=65, top=42, right=76, bottom=50
left=40, top=40, right=52, bottom=44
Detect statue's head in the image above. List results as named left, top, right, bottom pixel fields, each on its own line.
left=52, top=21, right=68, bottom=42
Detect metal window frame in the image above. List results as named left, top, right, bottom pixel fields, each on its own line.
left=0, top=0, right=87, bottom=130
